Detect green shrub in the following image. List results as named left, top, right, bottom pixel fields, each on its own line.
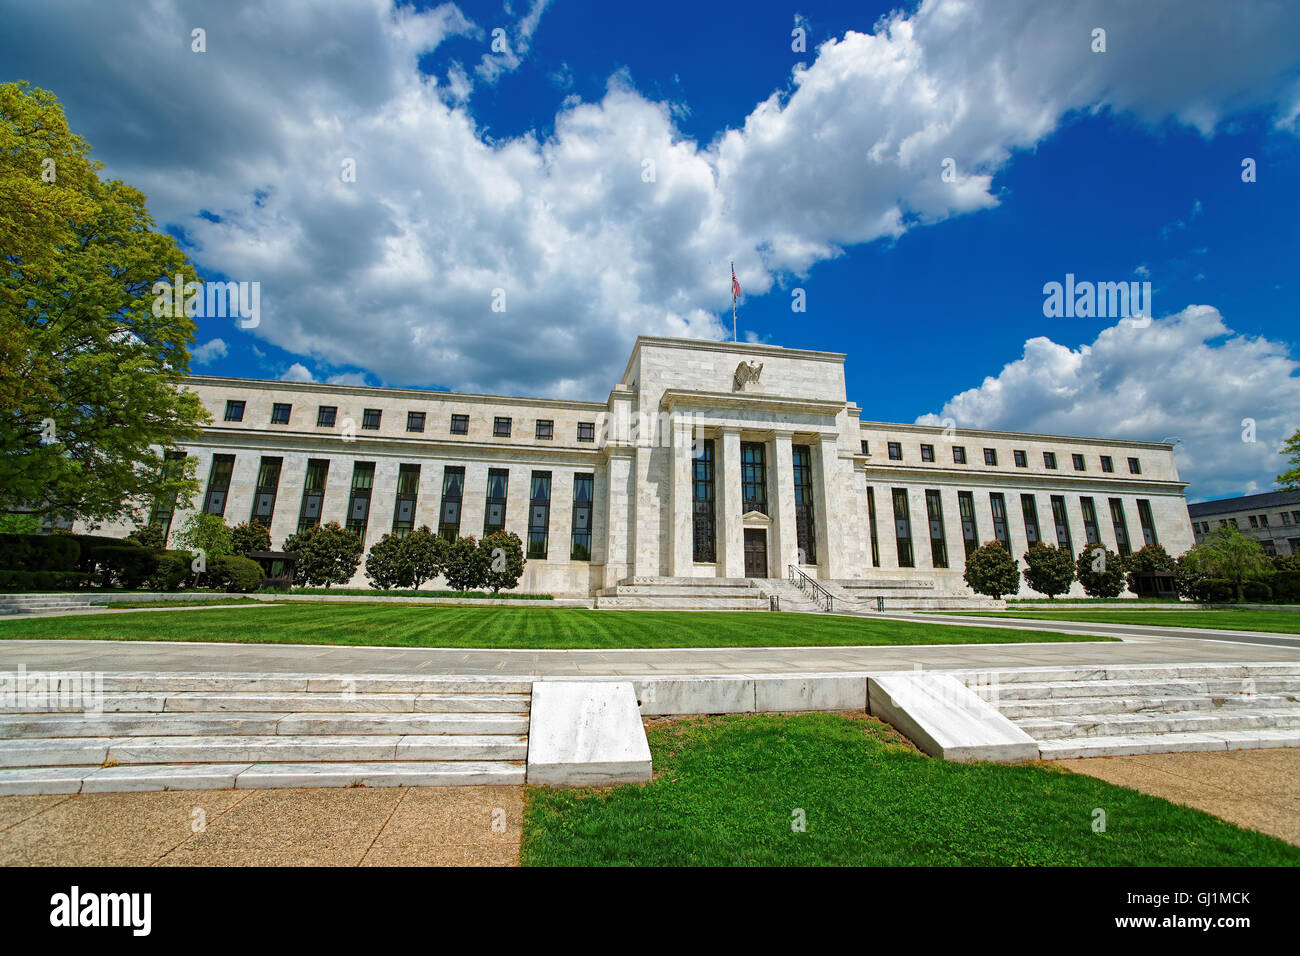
left=148, top=550, right=193, bottom=592
left=282, top=522, right=363, bottom=588
left=0, top=533, right=81, bottom=571
left=443, top=535, right=489, bottom=592
left=0, top=570, right=91, bottom=591
left=1269, top=570, right=1300, bottom=603
left=963, top=541, right=1020, bottom=600
left=87, top=542, right=158, bottom=589
left=126, top=524, right=167, bottom=550
left=1075, top=543, right=1127, bottom=598
left=481, top=530, right=526, bottom=593
left=1021, top=543, right=1075, bottom=598
left=230, top=521, right=272, bottom=557
left=365, top=533, right=413, bottom=590
left=207, top=554, right=264, bottom=592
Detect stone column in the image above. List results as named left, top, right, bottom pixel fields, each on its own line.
left=669, top=417, right=694, bottom=576
left=771, top=430, right=797, bottom=575
left=813, top=435, right=842, bottom=578
left=717, top=427, right=744, bottom=578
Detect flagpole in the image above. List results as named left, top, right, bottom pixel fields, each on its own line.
left=731, top=260, right=737, bottom=342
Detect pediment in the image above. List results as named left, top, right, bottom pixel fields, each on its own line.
left=741, top=510, right=772, bottom=525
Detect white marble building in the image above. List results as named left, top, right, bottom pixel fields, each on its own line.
left=86, top=336, right=1195, bottom=598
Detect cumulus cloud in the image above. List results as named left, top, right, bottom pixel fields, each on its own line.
left=475, top=0, right=550, bottom=85
left=190, top=338, right=228, bottom=365
left=917, top=306, right=1300, bottom=499
left=280, top=363, right=315, bottom=383
left=3, top=0, right=1299, bottom=401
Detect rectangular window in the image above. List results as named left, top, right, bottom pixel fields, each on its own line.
left=271, top=403, right=291, bottom=425
left=920, top=444, right=935, bottom=462
left=392, top=463, right=420, bottom=536
left=1072, top=453, right=1085, bottom=471
left=953, top=446, right=967, bottom=465
left=983, top=448, right=997, bottom=466
left=484, top=468, right=508, bottom=533
left=536, top=419, right=554, bottom=440
left=203, top=455, right=235, bottom=515
left=1013, top=450, right=1027, bottom=468
left=1043, top=452, right=1058, bottom=470
left=361, top=408, right=381, bottom=430
left=860, top=440, right=869, bottom=455
left=317, top=406, right=337, bottom=427
left=1109, top=497, right=1131, bottom=556
left=1249, top=515, right=1259, bottom=528
left=892, top=489, right=914, bottom=567
left=926, top=489, right=948, bottom=569
left=888, top=442, right=902, bottom=461
left=1259, top=514, right=1269, bottom=527
left=692, top=439, right=716, bottom=562
left=1293, top=511, right=1300, bottom=523
left=1051, top=495, right=1073, bottom=554
left=571, top=473, right=594, bottom=561
left=406, top=412, right=425, bottom=433
left=1100, top=455, right=1114, bottom=473
left=1136, top=499, right=1158, bottom=547
left=493, top=417, right=512, bottom=437
left=866, top=486, right=880, bottom=567
left=297, top=459, right=329, bottom=533
left=450, top=414, right=469, bottom=435
left=989, top=493, right=1008, bottom=546
left=527, top=471, right=551, bottom=558
left=741, top=441, right=768, bottom=515
left=1080, top=497, right=1100, bottom=544
left=346, top=462, right=375, bottom=539
left=1128, top=457, right=1141, bottom=475
left=1282, top=512, right=1292, bottom=526
left=793, top=445, right=817, bottom=565
left=438, top=466, right=464, bottom=542
left=224, top=400, right=245, bottom=422
left=250, top=456, right=283, bottom=529
left=1021, top=494, right=1041, bottom=546
left=958, top=491, right=978, bottom=558
left=577, top=422, right=596, bottom=442
left=151, top=450, right=187, bottom=542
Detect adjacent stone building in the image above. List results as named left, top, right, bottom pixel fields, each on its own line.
left=82, top=335, right=1196, bottom=598
left=1188, top=490, right=1300, bottom=557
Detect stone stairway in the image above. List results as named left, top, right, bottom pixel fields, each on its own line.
left=754, top=577, right=827, bottom=613
left=0, top=594, right=101, bottom=615
left=595, top=577, right=769, bottom=610
left=956, top=662, right=1300, bottom=758
left=828, top=578, right=1006, bottom=611
left=0, top=673, right=531, bottom=795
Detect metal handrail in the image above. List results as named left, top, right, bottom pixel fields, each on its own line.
left=788, top=565, right=834, bottom=612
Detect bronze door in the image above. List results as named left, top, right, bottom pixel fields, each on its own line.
left=743, top=528, right=768, bottom=577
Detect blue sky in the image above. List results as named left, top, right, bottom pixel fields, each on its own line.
left=3, top=0, right=1299, bottom=500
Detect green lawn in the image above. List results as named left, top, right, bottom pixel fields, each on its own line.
left=0, top=602, right=1110, bottom=649
left=522, top=714, right=1300, bottom=866
left=946, top=608, right=1300, bottom=634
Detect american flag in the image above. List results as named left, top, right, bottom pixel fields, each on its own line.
left=732, top=271, right=741, bottom=299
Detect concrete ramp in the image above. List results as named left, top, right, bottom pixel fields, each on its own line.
left=868, top=673, right=1039, bottom=763
left=527, top=681, right=652, bottom=787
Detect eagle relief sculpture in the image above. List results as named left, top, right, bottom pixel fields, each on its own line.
left=733, top=360, right=763, bottom=391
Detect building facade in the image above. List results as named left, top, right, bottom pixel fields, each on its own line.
left=1188, top=490, right=1300, bottom=557
left=84, top=336, right=1196, bottom=597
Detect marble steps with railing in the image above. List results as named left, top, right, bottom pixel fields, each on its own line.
left=827, top=580, right=1005, bottom=611
left=595, top=577, right=769, bottom=610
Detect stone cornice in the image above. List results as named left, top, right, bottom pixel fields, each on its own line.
left=188, top=429, right=604, bottom=466
left=858, top=463, right=1188, bottom=494
left=658, top=388, right=847, bottom=418
left=858, top=419, right=1177, bottom=451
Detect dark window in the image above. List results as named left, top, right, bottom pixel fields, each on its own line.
left=1013, top=450, right=1027, bottom=468
left=346, top=462, right=375, bottom=539
left=1137, top=499, right=1158, bottom=546
left=151, top=451, right=187, bottom=543
left=892, top=488, right=914, bottom=567
left=1072, top=453, right=1085, bottom=471
left=953, top=446, right=967, bottom=465
left=297, top=459, right=329, bottom=533
left=793, top=445, right=817, bottom=565
left=1043, top=452, right=1058, bottom=470
left=577, top=422, right=595, bottom=442
left=270, top=403, right=291, bottom=425
left=250, top=456, right=283, bottom=528
left=888, top=442, right=902, bottom=461
left=484, top=468, right=508, bottom=533
left=741, top=442, right=768, bottom=515
left=1128, top=457, right=1141, bottom=475
left=958, top=491, right=978, bottom=558
left=224, top=400, right=245, bottom=422
left=317, top=406, right=337, bottom=427
left=1021, top=494, right=1041, bottom=546
left=438, top=466, right=464, bottom=541
left=392, top=463, right=420, bottom=536
left=990, top=493, right=1008, bottom=546
left=692, top=440, right=716, bottom=563
left=1249, top=515, right=1259, bottom=528
left=528, top=471, right=551, bottom=558
left=536, top=420, right=554, bottom=440
left=450, top=414, right=469, bottom=435
left=203, top=455, right=235, bottom=515
left=361, top=408, right=381, bottom=430
left=406, top=412, right=425, bottom=433
left=1109, top=497, right=1131, bottom=556
left=866, top=486, right=880, bottom=567
left=860, top=440, right=869, bottom=455
left=983, top=448, right=997, bottom=466
left=571, top=473, right=594, bottom=561
left=920, top=444, right=935, bottom=462
left=926, top=489, right=948, bottom=569
left=1080, top=497, right=1100, bottom=544
left=493, top=417, right=511, bottom=437
left=1051, top=495, right=1073, bottom=554
left=1100, top=455, right=1114, bottom=473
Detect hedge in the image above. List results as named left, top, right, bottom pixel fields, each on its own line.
left=0, top=533, right=82, bottom=572
left=0, top=570, right=92, bottom=591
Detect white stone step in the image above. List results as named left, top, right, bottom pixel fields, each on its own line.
left=996, top=693, right=1298, bottom=719
left=1039, top=731, right=1300, bottom=759
left=273, top=712, right=530, bottom=736
left=958, top=663, right=1300, bottom=685
left=0, top=710, right=530, bottom=738
left=594, top=595, right=767, bottom=610
left=602, top=585, right=763, bottom=597
left=79, top=674, right=532, bottom=694
left=1016, top=708, right=1300, bottom=740
left=969, top=677, right=1300, bottom=701
left=58, top=692, right=530, bottom=714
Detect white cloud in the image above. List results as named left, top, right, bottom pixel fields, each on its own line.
left=475, top=0, right=550, bottom=85
left=917, top=306, right=1300, bottom=499
left=4, top=0, right=1299, bottom=401
left=191, top=338, right=227, bottom=365
left=281, top=362, right=315, bottom=383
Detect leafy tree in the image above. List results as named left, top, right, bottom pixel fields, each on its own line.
left=230, top=521, right=271, bottom=557
left=1272, top=552, right=1300, bottom=573
left=1124, top=543, right=1176, bottom=592
left=1021, top=543, right=1075, bottom=599
left=282, top=522, right=362, bottom=589
left=405, top=525, right=446, bottom=590
left=481, top=530, right=526, bottom=594
left=174, top=512, right=232, bottom=586
left=0, top=82, right=207, bottom=528
left=365, top=533, right=413, bottom=590
left=1075, top=542, right=1127, bottom=598
left=126, top=523, right=166, bottom=550
left=1174, top=550, right=1212, bottom=601
left=0, top=513, right=43, bottom=534
left=443, top=535, right=488, bottom=592
left=963, top=540, right=1020, bottom=600
left=1277, top=427, right=1300, bottom=490
left=1180, top=525, right=1272, bottom=603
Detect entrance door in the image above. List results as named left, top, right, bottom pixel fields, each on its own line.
left=743, top=528, right=768, bottom=577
